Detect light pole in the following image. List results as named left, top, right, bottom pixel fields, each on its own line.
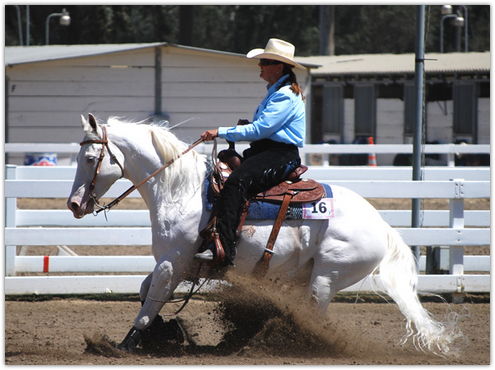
left=458, top=5, right=468, bottom=52
left=26, top=5, right=29, bottom=46
left=453, top=15, right=465, bottom=52
left=440, top=5, right=467, bottom=52
left=13, top=5, right=23, bottom=46
left=440, top=14, right=456, bottom=52
left=45, top=8, right=71, bottom=45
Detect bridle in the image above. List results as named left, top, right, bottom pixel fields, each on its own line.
left=80, top=125, right=204, bottom=215
left=79, top=125, right=125, bottom=212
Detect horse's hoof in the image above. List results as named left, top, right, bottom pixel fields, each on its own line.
left=117, top=342, right=134, bottom=353
left=117, top=326, right=142, bottom=353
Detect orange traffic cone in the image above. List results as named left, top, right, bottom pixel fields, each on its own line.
left=368, top=137, right=377, bottom=166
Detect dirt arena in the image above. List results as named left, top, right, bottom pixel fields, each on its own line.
left=4, top=286, right=490, bottom=365
left=5, top=198, right=490, bottom=365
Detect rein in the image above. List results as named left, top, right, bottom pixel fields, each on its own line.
left=80, top=127, right=204, bottom=215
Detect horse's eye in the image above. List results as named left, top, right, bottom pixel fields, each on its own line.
left=87, top=156, right=96, bottom=164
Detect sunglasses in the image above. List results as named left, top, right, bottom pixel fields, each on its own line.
left=260, top=59, right=282, bottom=66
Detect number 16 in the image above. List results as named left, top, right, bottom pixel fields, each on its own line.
left=311, top=201, right=327, bottom=214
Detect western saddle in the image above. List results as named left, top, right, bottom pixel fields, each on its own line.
left=200, top=144, right=325, bottom=276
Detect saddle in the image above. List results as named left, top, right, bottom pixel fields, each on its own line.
left=201, top=147, right=325, bottom=275
left=212, top=151, right=325, bottom=204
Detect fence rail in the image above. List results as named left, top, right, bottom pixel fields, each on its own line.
left=5, top=143, right=490, bottom=167
left=4, top=178, right=490, bottom=199
left=7, top=163, right=491, bottom=181
left=5, top=164, right=490, bottom=296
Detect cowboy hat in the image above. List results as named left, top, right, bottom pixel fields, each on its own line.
left=246, top=38, right=306, bottom=70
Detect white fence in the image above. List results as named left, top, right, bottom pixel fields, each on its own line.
left=5, top=142, right=491, bottom=167
left=5, top=160, right=489, bottom=296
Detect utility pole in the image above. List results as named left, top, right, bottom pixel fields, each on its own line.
left=179, top=6, right=195, bottom=46
left=411, top=5, right=426, bottom=271
left=319, top=5, right=335, bottom=55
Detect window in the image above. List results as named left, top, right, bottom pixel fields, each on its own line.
left=404, top=83, right=416, bottom=136
left=310, top=83, right=343, bottom=143
left=322, top=84, right=343, bottom=135
left=453, top=83, right=478, bottom=142
left=354, top=84, right=376, bottom=137
left=310, top=84, right=323, bottom=143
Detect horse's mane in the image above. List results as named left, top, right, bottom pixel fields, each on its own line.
left=106, top=117, right=205, bottom=205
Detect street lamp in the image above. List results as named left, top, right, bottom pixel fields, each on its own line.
left=439, top=5, right=468, bottom=52
left=441, top=5, right=452, bottom=15
left=457, top=5, right=469, bottom=52
left=45, top=8, right=71, bottom=45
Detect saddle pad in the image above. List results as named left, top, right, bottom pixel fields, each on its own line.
left=248, top=183, right=333, bottom=220
left=205, top=166, right=333, bottom=220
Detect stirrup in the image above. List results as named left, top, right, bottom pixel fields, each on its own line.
left=194, top=249, right=214, bottom=261
left=195, top=232, right=226, bottom=265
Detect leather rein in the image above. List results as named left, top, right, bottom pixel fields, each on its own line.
left=79, top=126, right=204, bottom=215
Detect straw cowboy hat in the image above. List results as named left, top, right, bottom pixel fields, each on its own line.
left=246, top=38, right=306, bottom=70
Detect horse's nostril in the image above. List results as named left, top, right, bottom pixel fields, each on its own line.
left=69, top=202, right=80, bottom=212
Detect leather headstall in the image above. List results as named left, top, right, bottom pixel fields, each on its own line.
left=79, top=125, right=125, bottom=200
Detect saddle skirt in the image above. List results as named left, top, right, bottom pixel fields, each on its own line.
left=211, top=161, right=325, bottom=204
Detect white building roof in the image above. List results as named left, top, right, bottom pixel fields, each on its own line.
left=298, top=51, right=490, bottom=77
left=5, top=42, right=319, bottom=69
left=6, top=43, right=487, bottom=76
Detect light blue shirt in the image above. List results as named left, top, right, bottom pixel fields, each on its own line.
left=218, top=75, right=305, bottom=147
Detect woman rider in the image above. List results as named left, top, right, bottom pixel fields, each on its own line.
left=195, top=38, right=306, bottom=266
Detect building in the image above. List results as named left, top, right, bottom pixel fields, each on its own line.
left=299, top=52, right=490, bottom=164
left=4, top=43, right=315, bottom=164
left=5, top=44, right=489, bottom=166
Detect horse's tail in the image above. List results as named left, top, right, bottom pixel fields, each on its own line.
left=376, top=227, right=467, bottom=355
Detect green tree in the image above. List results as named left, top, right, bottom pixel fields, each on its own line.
left=5, top=5, right=489, bottom=54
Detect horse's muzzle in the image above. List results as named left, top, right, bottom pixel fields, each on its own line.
left=67, top=197, right=94, bottom=219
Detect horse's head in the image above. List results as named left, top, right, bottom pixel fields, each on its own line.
left=67, top=113, right=125, bottom=218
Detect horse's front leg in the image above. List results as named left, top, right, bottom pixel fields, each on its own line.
left=118, top=258, right=178, bottom=353
left=139, top=273, right=153, bottom=305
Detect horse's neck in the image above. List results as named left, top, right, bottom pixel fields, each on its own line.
left=120, top=139, right=207, bottom=226
left=149, top=156, right=207, bottom=240
left=115, top=138, right=164, bottom=207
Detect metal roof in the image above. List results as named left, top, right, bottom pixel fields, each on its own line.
left=6, top=43, right=485, bottom=74
left=298, top=51, right=490, bottom=76
left=5, top=43, right=168, bottom=66
left=5, top=42, right=319, bottom=69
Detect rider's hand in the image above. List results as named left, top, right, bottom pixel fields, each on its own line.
left=201, top=129, right=219, bottom=142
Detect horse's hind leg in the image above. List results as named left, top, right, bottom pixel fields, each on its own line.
left=308, top=257, right=384, bottom=315
left=307, top=269, right=337, bottom=314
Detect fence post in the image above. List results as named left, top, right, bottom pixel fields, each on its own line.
left=447, top=152, right=455, bottom=167
left=449, top=179, right=465, bottom=302
left=5, top=165, right=18, bottom=276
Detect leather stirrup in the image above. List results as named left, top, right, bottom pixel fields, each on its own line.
left=212, top=232, right=225, bottom=265
left=253, top=190, right=294, bottom=277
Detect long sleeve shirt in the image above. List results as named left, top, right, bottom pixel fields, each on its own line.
left=217, top=74, right=306, bottom=147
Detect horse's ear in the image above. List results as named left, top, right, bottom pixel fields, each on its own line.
left=81, top=113, right=99, bottom=137
left=88, top=113, right=98, bottom=131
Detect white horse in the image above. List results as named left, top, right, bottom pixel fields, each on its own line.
left=68, top=114, right=463, bottom=355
